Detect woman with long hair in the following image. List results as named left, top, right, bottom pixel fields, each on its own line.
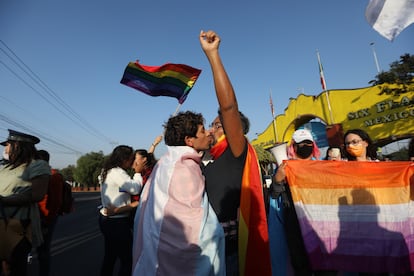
left=0, top=129, right=50, bottom=276
left=343, top=129, right=378, bottom=161
left=132, top=135, right=162, bottom=191
left=98, top=145, right=143, bottom=276
left=106, top=135, right=162, bottom=218
left=132, top=149, right=157, bottom=184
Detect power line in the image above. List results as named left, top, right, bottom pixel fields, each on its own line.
left=0, top=96, right=84, bottom=155
left=0, top=113, right=83, bottom=155
left=0, top=40, right=113, bottom=144
left=0, top=58, right=106, bottom=144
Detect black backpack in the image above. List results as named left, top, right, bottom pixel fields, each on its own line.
left=59, top=181, right=74, bottom=215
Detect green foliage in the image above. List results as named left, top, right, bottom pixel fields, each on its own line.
left=383, top=147, right=409, bottom=161
left=73, top=151, right=105, bottom=189
left=369, top=53, right=414, bottom=95
left=253, top=144, right=276, bottom=175
left=60, top=165, right=76, bottom=182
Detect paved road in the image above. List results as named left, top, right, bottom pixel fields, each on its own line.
left=27, top=192, right=106, bottom=276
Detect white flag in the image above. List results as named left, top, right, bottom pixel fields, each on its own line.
left=365, top=0, right=414, bottom=41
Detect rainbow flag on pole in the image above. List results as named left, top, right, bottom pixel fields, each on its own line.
left=120, top=61, right=202, bottom=104
left=285, top=160, right=414, bottom=274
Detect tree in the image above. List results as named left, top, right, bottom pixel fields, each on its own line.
left=73, top=151, right=105, bottom=190
left=369, top=53, right=414, bottom=95
left=60, top=165, right=76, bottom=182
left=253, top=144, right=276, bottom=176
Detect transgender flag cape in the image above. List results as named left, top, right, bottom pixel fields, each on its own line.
left=284, top=160, right=414, bottom=274
left=132, top=146, right=225, bottom=276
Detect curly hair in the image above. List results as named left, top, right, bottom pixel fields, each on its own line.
left=164, top=111, right=205, bottom=146
left=344, top=129, right=377, bottom=161
left=101, top=145, right=134, bottom=182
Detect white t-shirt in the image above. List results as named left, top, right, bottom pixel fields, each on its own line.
left=100, top=167, right=143, bottom=217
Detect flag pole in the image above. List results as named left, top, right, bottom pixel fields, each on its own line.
left=370, top=42, right=381, bottom=74
left=317, top=50, right=335, bottom=125
left=160, top=103, right=182, bottom=140
left=269, top=89, right=278, bottom=143
left=173, top=93, right=187, bottom=116
left=172, top=103, right=182, bottom=116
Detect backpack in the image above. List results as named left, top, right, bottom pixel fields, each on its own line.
left=59, top=181, right=74, bottom=215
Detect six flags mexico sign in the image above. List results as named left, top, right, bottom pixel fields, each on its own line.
left=252, top=83, right=414, bottom=148
left=347, top=95, right=413, bottom=126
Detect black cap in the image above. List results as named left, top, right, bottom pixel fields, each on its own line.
left=0, top=129, right=40, bottom=146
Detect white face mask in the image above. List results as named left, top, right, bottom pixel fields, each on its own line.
left=2, top=149, right=9, bottom=161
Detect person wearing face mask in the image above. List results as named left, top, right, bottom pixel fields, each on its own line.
left=269, top=129, right=337, bottom=276
left=344, top=133, right=386, bottom=276
left=343, top=129, right=378, bottom=162
left=286, top=129, right=320, bottom=160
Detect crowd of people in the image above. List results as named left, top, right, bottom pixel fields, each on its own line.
left=268, top=127, right=403, bottom=275
left=1, top=29, right=413, bottom=276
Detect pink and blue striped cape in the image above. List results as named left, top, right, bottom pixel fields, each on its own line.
left=132, top=146, right=225, bottom=275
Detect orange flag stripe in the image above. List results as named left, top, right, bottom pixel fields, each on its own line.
left=238, top=144, right=271, bottom=276
left=285, top=160, right=412, bottom=189
left=289, top=186, right=411, bottom=205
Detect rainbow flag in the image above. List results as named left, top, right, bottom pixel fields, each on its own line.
left=284, top=160, right=414, bottom=274
left=120, top=61, right=201, bottom=104
left=239, top=144, right=272, bottom=276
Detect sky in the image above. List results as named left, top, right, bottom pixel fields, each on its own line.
left=1, top=1, right=413, bottom=169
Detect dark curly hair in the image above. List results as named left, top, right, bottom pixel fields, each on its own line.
left=101, top=145, right=134, bottom=182
left=164, top=111, right=205, bottom=146
left=344, top=129, right=377, bottom=161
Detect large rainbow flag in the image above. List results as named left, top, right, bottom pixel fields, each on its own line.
left=239, top=144, right=272, bottom=276
left=284, top=160, right=414, bottom=274
left=120, top=61, right=202, bottom=104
